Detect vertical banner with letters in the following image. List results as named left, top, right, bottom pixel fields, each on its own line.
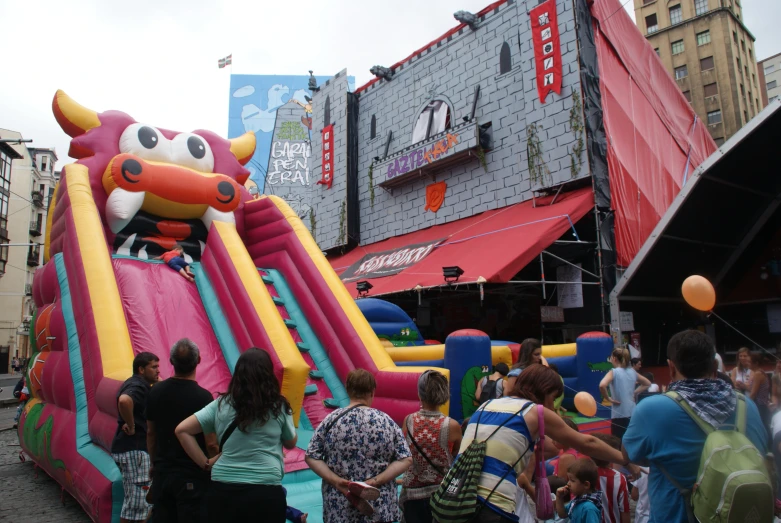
left=530, top=0, right=563, bottom=103
left=318, top=124, right=334, bottom=189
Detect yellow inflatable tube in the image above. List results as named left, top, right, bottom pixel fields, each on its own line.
left=542, top=343, right=577, bottom=359
left=387, top=345, right=513, bottom=368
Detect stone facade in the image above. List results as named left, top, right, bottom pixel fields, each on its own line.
left=308, top=0, right=589, bottom=250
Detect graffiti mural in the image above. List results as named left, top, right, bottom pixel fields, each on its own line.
left=228, top=74, right=355, bottom=192
left=265, top=100, right=314, bottom=221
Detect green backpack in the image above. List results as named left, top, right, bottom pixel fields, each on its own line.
left=659, top=392, right=774, bottom=523
left=429, top=401, right=532, bottom=523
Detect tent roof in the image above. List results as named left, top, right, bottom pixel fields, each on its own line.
left=612, top=101, right=781, bottom=307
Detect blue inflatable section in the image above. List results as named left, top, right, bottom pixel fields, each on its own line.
left=546, top=332, right=613, bottom=417
left=355, top=298, right=425, bottom=346
left=444, top=330, right=492, bottom=421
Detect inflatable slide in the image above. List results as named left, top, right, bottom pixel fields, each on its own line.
left=20, top=91, right=433, bottom=522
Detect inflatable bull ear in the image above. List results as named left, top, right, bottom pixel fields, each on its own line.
left=229, top=131, right=255, bottom=166
left=52, top=90, right=101, bottom=138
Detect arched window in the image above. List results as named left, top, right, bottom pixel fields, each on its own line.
left=370, top=115, right=377, bottom=139
left=411, top=100, right=451, bottom=144
left=324, top=96, right=331, bottom=127
left=499, top=41, right=512, bottom=74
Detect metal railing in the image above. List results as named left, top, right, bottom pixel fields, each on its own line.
left=29, top=221, right=41, bottom=236
left=31, top=191, right=44, bottom=208
left=26, top=245, right=40, bottom=267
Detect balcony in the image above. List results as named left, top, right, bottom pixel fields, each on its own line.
left=31, top=191, right=44, bottom=208
left=27, top=245, right=40, bottom=267
left=376, top=120, right=482, bottom=190
left=0, top=227, right=7, bottom=241
left=24, top=283, right=32, bottom=296
left=29, top=221, right=41, bottom=237
left=18, top=320, right=30, bottom=336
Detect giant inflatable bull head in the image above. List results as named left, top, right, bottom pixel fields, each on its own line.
left=49, top=90, right=255, bottom=261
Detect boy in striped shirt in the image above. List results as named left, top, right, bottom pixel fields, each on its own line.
left=589, top=433, right=630, bottom=523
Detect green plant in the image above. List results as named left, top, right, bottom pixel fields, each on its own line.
left=568, top=91, right=585, bottom=178
left=338, top=199, right=346, bottom=245
left=475, top=145, right=488, bottom=172
left=309, top=207, right=316, bottom=239
left=368, top=161, right=376, bottom=209
left=526, top=123, right=551, bottom=186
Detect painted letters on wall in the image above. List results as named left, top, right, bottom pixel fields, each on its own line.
left=227, top=74, right=354, bottom=192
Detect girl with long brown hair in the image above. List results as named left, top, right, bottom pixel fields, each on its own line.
left=176, top=348, right=298, bottom=522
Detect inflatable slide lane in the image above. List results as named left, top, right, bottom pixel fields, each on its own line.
left=21, top=91, right=433, bottom=522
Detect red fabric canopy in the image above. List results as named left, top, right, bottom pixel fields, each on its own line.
left=591, top=0, right=716, bottom=266
left=329, top=188, right=594, bottom=298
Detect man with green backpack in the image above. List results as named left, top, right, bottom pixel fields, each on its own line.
left=622, top=330, right=773, bottom=523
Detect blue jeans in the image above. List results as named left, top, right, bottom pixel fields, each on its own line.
left=167, top=257, right=189, bottom=272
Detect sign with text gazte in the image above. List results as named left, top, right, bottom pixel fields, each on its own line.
left=377, top=120, right=479, bottom=189
left=318, top=124, right=334, bottom=189
left=530, top=0, right=563, bottom=103
left=340, top=239, right=444, bottom=282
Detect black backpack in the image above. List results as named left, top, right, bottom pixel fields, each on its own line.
left=479, top=378, right=498, bottom=404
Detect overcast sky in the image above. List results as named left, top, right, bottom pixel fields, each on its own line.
left=1, top=0, right=778, bottom=170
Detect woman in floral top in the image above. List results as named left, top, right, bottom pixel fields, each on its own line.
left=306, top=369, right=412, bottom=523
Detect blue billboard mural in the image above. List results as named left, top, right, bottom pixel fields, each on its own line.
left=228, top=74, right=355, bottom=193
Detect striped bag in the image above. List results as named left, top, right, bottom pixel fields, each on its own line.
left=430, top=401, right=532, bottom=523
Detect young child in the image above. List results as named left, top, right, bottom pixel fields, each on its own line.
left=555, top=458, right=603, bottom=523
left=553, top=417, right=583, bottom=479
left=631, top=466, right=650, bottom=523
left=155, top=244, right=194, bottom=282
left=589, top=433, right=630, bottom=523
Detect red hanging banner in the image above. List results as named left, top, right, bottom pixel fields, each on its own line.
left=530, top=0, right=563, bottom=104
left=318, top=124, right=334, bottom=189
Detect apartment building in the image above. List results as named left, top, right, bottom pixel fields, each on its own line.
left=634, top=0, right=760, bottom=143
left=758, top=52, right=781, bottom=106
left=0, top=129, right=57, bottom=370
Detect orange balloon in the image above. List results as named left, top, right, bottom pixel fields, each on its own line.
left=574, top=391, right=597, bottom=417
left=682, top=275, right=716, bottom=311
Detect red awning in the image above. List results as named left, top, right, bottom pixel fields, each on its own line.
left=329, top=187, right=594, bottom=298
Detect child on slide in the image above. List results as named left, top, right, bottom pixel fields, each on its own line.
left=155, top=244, right=194, bottom=282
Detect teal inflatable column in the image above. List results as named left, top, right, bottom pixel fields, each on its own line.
left=444, top=329, right=492, bottom=422
left=576, top=332, right=614, bottom=418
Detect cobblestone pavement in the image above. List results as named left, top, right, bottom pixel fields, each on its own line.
left=0, top=429, right=90, bottom=522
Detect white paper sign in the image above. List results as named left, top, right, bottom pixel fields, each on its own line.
left=557, top=264, right=583, bottom=309
left=620, top=311, right=635, bottom=332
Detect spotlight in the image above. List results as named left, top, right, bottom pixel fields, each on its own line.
left=443, top=266, right=464, bottom=284
left=356, top=281, right=373, bottom=297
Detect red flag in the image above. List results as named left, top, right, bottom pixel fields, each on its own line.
left=530, top=0, right=563, bottom=103
left=317, top=125, right=334, bottom=189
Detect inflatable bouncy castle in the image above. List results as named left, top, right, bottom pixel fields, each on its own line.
left=357, top=299, right=614, bottom=421
left=19, top=91, right=435, bottom=522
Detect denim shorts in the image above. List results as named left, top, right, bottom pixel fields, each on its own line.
left=167, top=256, right=189, bottom=272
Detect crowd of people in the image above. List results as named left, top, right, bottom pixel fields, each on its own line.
left=104, top=330, right=775, bottom=523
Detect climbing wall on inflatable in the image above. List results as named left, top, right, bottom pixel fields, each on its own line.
left=20, top=91, right=434, bottom=522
